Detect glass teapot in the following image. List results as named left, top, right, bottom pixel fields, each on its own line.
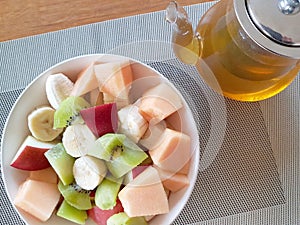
left=166, top=0, right=300, bottom=101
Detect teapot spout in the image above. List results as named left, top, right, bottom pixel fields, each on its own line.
left=166, top=1, right=201, bottom=65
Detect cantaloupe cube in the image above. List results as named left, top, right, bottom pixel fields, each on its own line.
left=149, top=128, right=191, bottom=174
left=71, top=62, right=99, bottom=96
left=103, top=92, right=130, bottom=110
left=89, top=88, right=104, bottom=106
left=118, top=166, right=169, bottom=217
left=178, top=159, right=190, bottom=175
left=139, top=120, right=166, bottom=150
left=29, top=167, right=58, bottom=184
left=155, top=167, right=189, bottom=192
left=14, top=179, right=61, bottom=222
left=94, top=60, right=133, bottom=101
left=138, top=83, right=183, bottom=124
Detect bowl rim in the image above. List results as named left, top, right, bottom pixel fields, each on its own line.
left=1, top=53, right=200, bottom=225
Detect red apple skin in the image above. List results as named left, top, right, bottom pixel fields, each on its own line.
left=88, top=199, right=124, bottom=225
left=80, top=103, right=118, bottom=138
left=10, top=146, right=50, bottom=171
left=132, top=165, right=149, bottom=179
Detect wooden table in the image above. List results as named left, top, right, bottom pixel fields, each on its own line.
left=0, top=0, right=210, bottom=42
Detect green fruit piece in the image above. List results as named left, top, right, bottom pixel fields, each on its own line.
left=95, top=175, right=123, bottom=210
left=107, top=212, right=148, bottom=225
left=57, top=200, right=87, bottom=225
left=44, top=143, right=75, bottom=185
left=106, top=138, right=148, bottom=178
left=88, top=133, right=126, bottom=161
left=58, top=181, right=92, bottom=210
left=54, top=96, right=90, bottom=129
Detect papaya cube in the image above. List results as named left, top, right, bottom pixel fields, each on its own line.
left=29, top=167, right=58, bottom=184
left=155, top=166, right=189, bottom=192
left=149, top=128, right=191, bottom=174
left=138, top=83, right=183, bottom=124
left=14, top=179, right=61, bottom=222
left=118, top=166, right=169, bottom=217
left=94, top=60, right=133, bottom=100
left=71, top=62, right=99, bottom=97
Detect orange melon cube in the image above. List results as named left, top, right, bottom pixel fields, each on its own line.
left=178, top=159, right=190, bottom=175
left=14, top=179, right=61, bottom=222
left=155, top=167, right=189, bottom=192
left=89, top=88, right=104, bottom=106
left=94, top=60, right=133, bottom=100
left=71, top=62, right=99, bottom=96
left=138, top=83, right=183, bottom=124
left=118, top=166, right=169, bottom=217
left=149, top=128, right=191, bottom=174
left=103, top=92, right=130, bottom=110
left=29, top=167, right=58, bottom=184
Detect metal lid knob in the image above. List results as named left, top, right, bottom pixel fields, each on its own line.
left=234, top=0, right=300, bottom=58
left=278, top=0, right=300, bottom=15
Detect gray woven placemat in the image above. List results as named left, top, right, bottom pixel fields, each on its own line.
left=1, top=2, right=299, bottom=225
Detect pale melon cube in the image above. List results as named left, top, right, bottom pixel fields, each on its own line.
left=149, top=128, right=191, bottom=174
left=118, top=166, right=169, bottom=217
left=14, top=179, right=61, bottom=222
left=29, top=167, right=58, bottom=184
left=155, top=166, right=189, bottom=192
left=71, top=62, right=99, bottom=96
left=103, top=92, right=130, bottom=110
left=94, top=60, right=133, bottom=100
left=138, top=83, right=183, bottom=124
left=89, top=88, right=104, bottom=106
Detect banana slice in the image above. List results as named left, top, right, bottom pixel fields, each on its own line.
left=118, top=104, right=148, bottom=143
left=62, top=124, right=96, bottom=157
left=46, top=73, right=74, bottom=109
left=28, top=106, right=63, bottom=142
left=73, top=155, right=107, bottom=190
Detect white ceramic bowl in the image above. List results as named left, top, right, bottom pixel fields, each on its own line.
left=1, top=54, right=199, bottom=225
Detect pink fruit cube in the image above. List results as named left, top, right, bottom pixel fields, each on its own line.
left=88, top=199, right=124, bottom=225
left=14, top=179, right=60, bottom=222
left=80, top=103, right=118, bottom=138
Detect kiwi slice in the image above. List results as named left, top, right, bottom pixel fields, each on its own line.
left=44, top=143, right=75, bottom=185
left=107, top=212, right=148, bottom=225
left=106, top=137, right=149, bottom=178
left=89, top=134, right=148, bottom=178
left=95, top=175, right=123, bottom=210
left=88, top=133, right=126, bottom=161
left=57, top=200, right=87, bottom=225
left=54, top=96, right=90, bottom=129
left=58, top=181, right=92, bottom=210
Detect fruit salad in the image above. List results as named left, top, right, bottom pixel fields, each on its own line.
left=10, top=57, right=191, bottom=225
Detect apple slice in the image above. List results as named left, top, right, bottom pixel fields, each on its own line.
left=80, top=103, right=118, bottom=138
left=123, top=165, right=149, bottom=185
left=10, top=136, right=57, bottom=171
left=107, top=212, right=148, bottom=225
left=87, top=199, right=124, bottom=225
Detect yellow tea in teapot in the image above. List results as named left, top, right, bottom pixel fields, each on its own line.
left=167, top=0, right=300, bottom=101
left=195, top=0, right=299, bottom=101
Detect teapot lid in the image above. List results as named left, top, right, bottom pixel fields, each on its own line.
left=234, top=0, right=300, bottom=58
